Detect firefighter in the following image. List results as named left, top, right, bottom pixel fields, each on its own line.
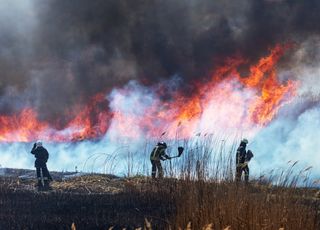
left=150, top=142, right=171, bottom=179
left=236, top=138, right=254, bottom=183
left=31, top=140, right=52, bottom=190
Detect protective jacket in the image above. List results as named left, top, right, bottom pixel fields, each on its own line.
left=236, top=143, right=253, bottom=165
left=150, top=146, right=170, bottom=161
left=31, top=145, right=49, bottom=168
left=236, top=144, right=246, bottom=165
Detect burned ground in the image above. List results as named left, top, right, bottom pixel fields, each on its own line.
left=0, top=170, right=174, bottom=229
left=0, top=168, right=319, bottom=229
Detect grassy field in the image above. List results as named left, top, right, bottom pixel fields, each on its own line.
left=0, top=173, right=319, bottom=229
left=0, top=137, right=319, bottom=229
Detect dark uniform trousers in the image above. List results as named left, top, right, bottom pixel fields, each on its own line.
left=36, top=165, right=52, bottom=182
left=151, top=160, right=163, bottom=178
left=236, top=164, right=249, bottom=182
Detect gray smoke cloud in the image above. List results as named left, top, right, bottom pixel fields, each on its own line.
left=1, top=0, right=320, bottom=122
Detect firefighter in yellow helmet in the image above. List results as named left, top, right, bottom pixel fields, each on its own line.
left=150, top=142, right=171, bottom=179
left=236, top=138, right=254, bottom=183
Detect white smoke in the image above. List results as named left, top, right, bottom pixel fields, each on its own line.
left=249, top=40, right=320, bottom=182
left=0, top=67, right=319, bottom=182
left=0, top=139, right=151, bottom=176
left=250, top=105, right=320, bottom=183
left=106, top=81, right=159, bottom=141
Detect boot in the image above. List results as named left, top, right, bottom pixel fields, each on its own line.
left=43, top=180, right=52, bottom=191
left=37, top=180, right=44, bottom=191
left=36, top=180, right=42, bottom=187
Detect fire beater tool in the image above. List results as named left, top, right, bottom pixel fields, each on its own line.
left=169, top=146, right=184, bottom=159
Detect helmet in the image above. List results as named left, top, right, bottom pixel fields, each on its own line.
left=241, top=138, right=248, bottom=144
left=157, top=141, right=167, bottom=148
left=36, top=140, right=43, bottom=147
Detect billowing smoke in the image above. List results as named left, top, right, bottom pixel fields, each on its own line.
left=3, top=0, right=320, bottom=119
left=251, top=39, right=320, bottom=179
left=0, top=0, right=320, bottom=180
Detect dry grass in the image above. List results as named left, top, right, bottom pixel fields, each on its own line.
left=0, top=172, right=319, bottom=229
left=0, top=136, right=319, bottom=229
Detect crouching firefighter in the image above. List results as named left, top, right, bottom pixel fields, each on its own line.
left=31, top=140, right=53, bottom=190
left=236, top=138, right=254, bottom=183
left=150, top=142, right=171, bottom=179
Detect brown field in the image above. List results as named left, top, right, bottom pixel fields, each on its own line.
left=0, top=137, right=319, bottom=229
left=0, top=172, right=319, bottom=230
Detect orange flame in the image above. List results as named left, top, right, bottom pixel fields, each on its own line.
left=248, top=70, right=297, bottom=125
left=66, top=93, right=111, bottom=141
left=0, top=109, right=49, bottom=142
left=242, top=44, right=290, bottom=87
left=239, top=44, right=298, bottom=125
left=0, top=44, right=298, bottom=142
left=109, top=43, right=298, bottom=139
left=0, top=94, right=111, bottom=142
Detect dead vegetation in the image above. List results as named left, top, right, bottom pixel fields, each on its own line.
left=0, top=137, right=319, bottom=229
left=0, top=172, right=319, bottom=229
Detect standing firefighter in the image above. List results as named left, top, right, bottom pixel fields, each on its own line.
left=150, top=142, right=171, bottom=179
left=236, top=138, right=254, bottom=183
left=31, top=140, right=52, bottom=191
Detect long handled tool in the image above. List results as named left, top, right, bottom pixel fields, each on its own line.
left=170, top=146, right=184, bottom=159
